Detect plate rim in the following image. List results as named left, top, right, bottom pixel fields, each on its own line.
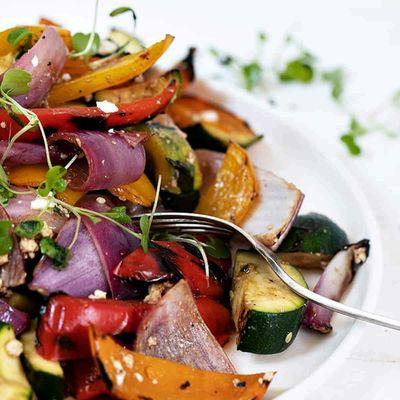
left=190, top=81, right=384, bottom=399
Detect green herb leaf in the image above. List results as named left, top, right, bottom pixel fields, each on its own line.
left=109, top=6, right=137, bottom=31
left=38, top=166, right=67, bottom=197
left=7, top=28, right=32, bottom=48
left=340, top=117, right=367, bottom=156
left=340, top=134, right=361, bottom=156
left=322, top=68, right=344, bottom=101
left=72, top=32, right=100, bottom=56
left=1, top=68, right=32, bottom=96
left=39, top=237, right=70, bottom=269
left=0, top=166, right=8, bottom=183
left=139, top=215, right=150, bottom=253
left=0, top=166, right=14, bottom=206
left=102, top=206, right=131, bottom=224
left=14, top=219, right=44, bottom=238
left=0, top=220, right=13, bottom=255
left=204, top=236, right=230, bottom=259
left=241, top=61, right=263, bottom=91
left=279, top=52, right=315, bottom=83
left=258, top=31, right=267, bottom=42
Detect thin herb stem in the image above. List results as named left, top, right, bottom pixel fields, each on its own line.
left=53, top=198, right=142, bottom=241
left=71, top=0, right=99, bottom=58
left=68, top=210, right=81, bottom=249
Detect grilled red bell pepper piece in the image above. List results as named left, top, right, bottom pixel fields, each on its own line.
left=195, top=296, right=234, bottom=346
left=155, top=241, right=225, bottom=299
left=66, top=358, right=112, bottom=400
left=37, top=295, right=153, bottom=360
left=114, top=247, right=172, bottom=282
left=0, top=78, right=178, bottom=142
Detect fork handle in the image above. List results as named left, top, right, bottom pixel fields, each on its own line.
left=254, top=241, right=400, bottom=331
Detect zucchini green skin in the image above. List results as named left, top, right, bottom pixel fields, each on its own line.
left=238, top=307, right=306, bottom=354
left=142, top=120, right=202, bottom=212
left=279, top=212, right=348, bottom=256
left=232, top=251, right=308, bottom=355
left=21, top=326, right=64, bottom=400
left=0, top=323, right=32, bottom=399
left=186, top=123, right=263, bottom=152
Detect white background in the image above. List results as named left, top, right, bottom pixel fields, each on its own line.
left=2, top=1, right=400, bottom=398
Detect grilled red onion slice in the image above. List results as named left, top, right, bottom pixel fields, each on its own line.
left=0, top=299, right=29, bottom=335
left=0, top=205, right=25, bottom=288
left=195, top=149, right=224, bottom=192
left=77, top=195, right=141, bottom=299
left=30, top=218, right=108, bottom=297
left=7, top=26, right=67, bottom=107
left=49, top=130, right=146, bottom=191
left=195, top=150, right=303, bottom=249
left=0, top=141, right=45, bottom=165
left=5, top=191, right=66, bottom=233
left=135, top=280, right=236, bottom=373
left=243, top=169, right=304, bottom=250
left=303, top=240, right=370, bottom=333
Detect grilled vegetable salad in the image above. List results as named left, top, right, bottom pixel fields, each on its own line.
left=0, top=7, right=369, bottom=400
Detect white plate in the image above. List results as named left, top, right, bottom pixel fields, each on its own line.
left=187, top=81, right=383, bottom=399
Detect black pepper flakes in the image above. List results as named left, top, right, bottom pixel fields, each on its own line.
left=180, top=380, right=190, bottom=390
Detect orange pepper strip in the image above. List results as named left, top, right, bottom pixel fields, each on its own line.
left=90, top=330, right=274, bottom=400
left=48, top=34, right=174, bottom=106
left=195, top=143, right=258, bottom=225
left=7, top=164, right=85, bottom=205
left=0, top=25, right=72, bottom=56
left=110, top=175, right=156, bottom=207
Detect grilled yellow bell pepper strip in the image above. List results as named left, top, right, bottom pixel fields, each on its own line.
left=196, top=143, right=258, bottom=225
left=0, top=25, right=72, bottom=56
left=7, top=164, right=85, bottom=205
left=110, top=175, right=156, bottom=207
left=48, top=34, right=174, bottom=106
left=89, top=330, right=274, bottom=400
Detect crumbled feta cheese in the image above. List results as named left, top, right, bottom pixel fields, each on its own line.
left=108, top=128, right=115, bottom=133
left=5, top=339, right=23, bottom=357
left=134, top=372, right=144, bottom=382
left=112, top=359, right=126, bottom=386
left=89, top=289, right=107, bottom=299
left=61, top=73, right=71, bottom=82
left=31, top=55, right=39, bottom=67
left=200, top=110, right=219, bottom=122
left=40, top=222, right=53, bottom=238
left=19, top=238, right=39, bottom=255
left=0, top=254, right=8, bottom=266
left=144, top=282, right=173, bottom=304
left=96, top=100, right=119, bottom=113
left=147, top=336, right=157, bottom=347
left=96, top=197, right=106, bottom=205
left=122, top=353, right=134, bottom=368
left=0, top=122, right=6, bottom=129
left=30, top=196, right=55, bottom=211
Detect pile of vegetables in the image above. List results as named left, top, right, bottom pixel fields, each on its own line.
left=0, top=7, right=370, bottom=400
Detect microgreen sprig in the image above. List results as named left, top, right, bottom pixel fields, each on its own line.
left=70, top=0, right=100, bottom=59
left=139, top=175, right=162, bottom=253
left=0, top=69, right=52, bottom=168
left=110, top=6, right=137, bottom=34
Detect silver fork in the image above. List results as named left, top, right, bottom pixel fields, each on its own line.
left=132, top=211, right=400, bottom=331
